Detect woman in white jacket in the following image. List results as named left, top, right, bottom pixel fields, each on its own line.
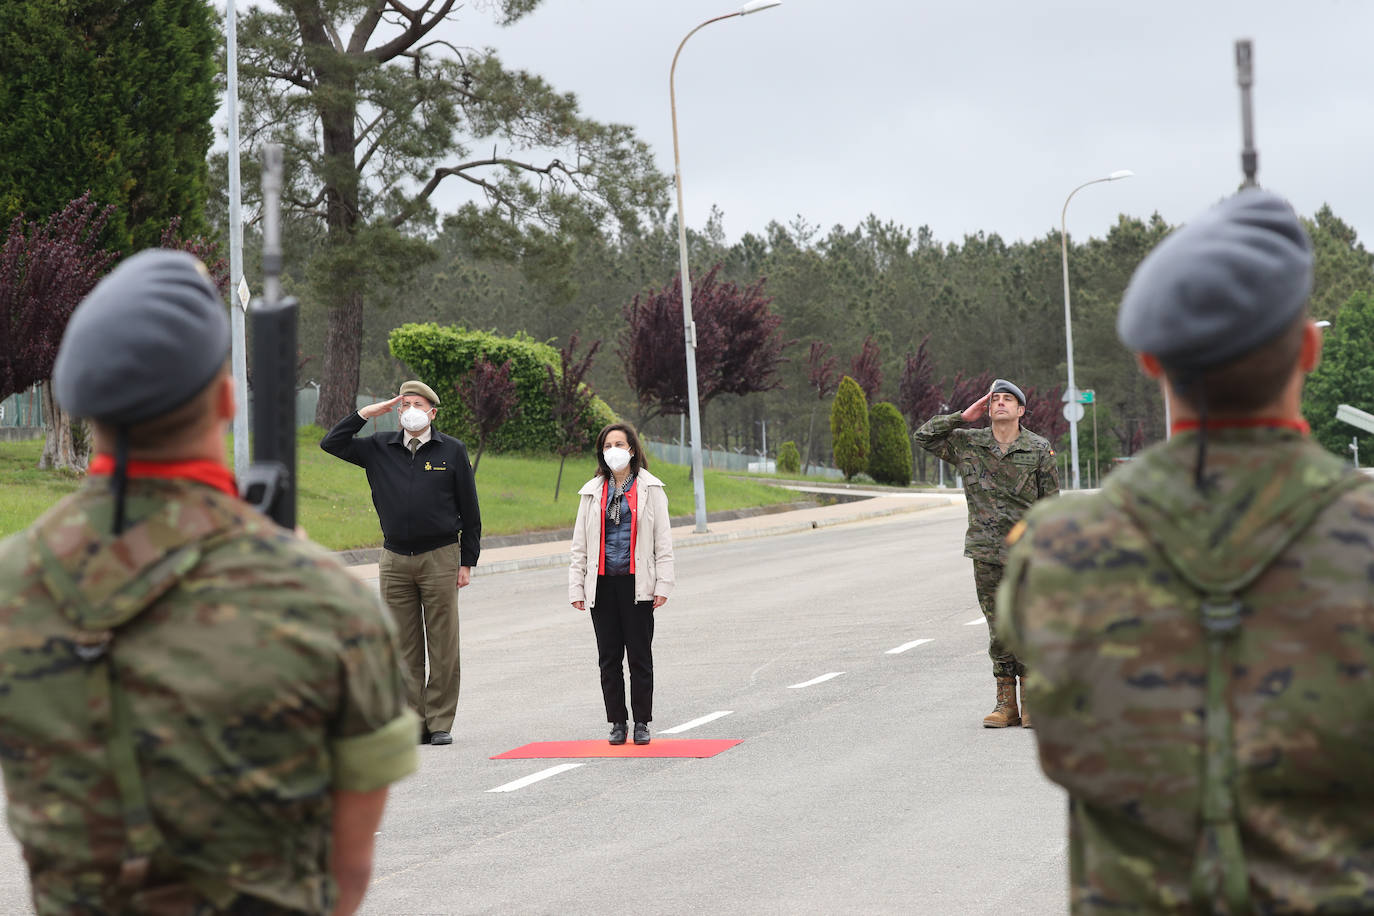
left=569, top=423, right=675, bottom=746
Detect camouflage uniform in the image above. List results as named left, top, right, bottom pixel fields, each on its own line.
left=997, top=428, right=1374, bottom=913
left=914, top=412, right=1059, bottom=676
left=0, top=476, right=419, bottom=915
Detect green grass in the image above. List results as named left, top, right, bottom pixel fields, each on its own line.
left=0, top=431, right=797, bottom=552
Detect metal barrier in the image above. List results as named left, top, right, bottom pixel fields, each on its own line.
left=643, top=439, right=844, bottom=479
left=0, top=384, right=44, bottom=428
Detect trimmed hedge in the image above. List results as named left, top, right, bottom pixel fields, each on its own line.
left=388, top=323, right=615, bottom=453
left=776, top=440, right=801, bottom=474
left=868, top=401, right=912, bottom=485
left=830, top=375, right=869, bottom=480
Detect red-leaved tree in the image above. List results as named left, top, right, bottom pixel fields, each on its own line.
left=1021, top=383, right=1068, bottom=444
left=849, top=335, right=882, bottom=402
left=455, top=357, right=519, bottom=474
left=0, top=193, right=118, bottom=471
left=160, top=217, right=230, bottom=296
left=545, top=332, right=601, bottom=500
left=803, top=340, right=839, bottom=473
left=620, top=264, right=790, bottom=425
left=943, top=371, right=996, bottom=422
left=897, top=336, right=943, bottom=481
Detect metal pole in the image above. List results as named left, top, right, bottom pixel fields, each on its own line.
left=670, top=12, right=736, bottom=533
left=226, top=0, right=249, bottom=480
left=1091, top=399, right=1098, bottom=488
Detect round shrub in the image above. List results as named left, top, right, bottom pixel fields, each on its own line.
left=389, top=323, right=614, bottom=452
left=830, top=375, right=870, bottom=480
left=777, top=440, right=801, bottom=474
left=868, top=401, right=912, bottom=486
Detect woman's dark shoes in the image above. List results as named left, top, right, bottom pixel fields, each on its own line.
left=633, top=722, right=650, bottom=745
left=608, top=722, right=628, bottom=745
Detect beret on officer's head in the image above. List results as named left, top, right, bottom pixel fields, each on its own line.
left=989, top=378, right=1025, bottom=406
left=53, top=249, right=229, bottom=426
left=1117, top=189, right=1313, bottom=372
left=399, top=379, right=440, bottom=407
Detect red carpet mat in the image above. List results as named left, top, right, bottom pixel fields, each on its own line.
left=492, top=739, right=742, bottom=759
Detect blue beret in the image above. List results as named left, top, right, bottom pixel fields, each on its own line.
left=53, top=249, right=229, bottom=425
left=1117, top=189, right=1312, bottom=371
left=989, top=378, right=1025, bottom=405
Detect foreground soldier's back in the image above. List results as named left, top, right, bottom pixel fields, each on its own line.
left=0, top=250, right=418, bottom=914
left=998, top=190, right=1374, bottom=913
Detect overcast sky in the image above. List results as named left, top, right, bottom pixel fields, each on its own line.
left=229, top=0, right=1374, bottom=248
left=411, top=0, right=1372, bottom=247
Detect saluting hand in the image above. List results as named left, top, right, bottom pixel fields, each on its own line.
left=961, top=393, right=991, bottom=422
left=359, top=395, right=403, bottom=420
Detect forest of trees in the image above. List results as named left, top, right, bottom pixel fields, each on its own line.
left=244, top=200, right=1372, bottom=480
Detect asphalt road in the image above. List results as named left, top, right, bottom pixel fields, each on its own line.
left=0, top=505, right=1071, bottom=915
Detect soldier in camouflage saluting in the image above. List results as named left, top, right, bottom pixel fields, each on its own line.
left=998, top=189, right=1374, bottom=913
left=914, top=378, right=1059, bottom=728
left=0, top=251, right=418, bottom=915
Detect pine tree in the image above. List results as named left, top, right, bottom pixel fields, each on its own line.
left=0, top=0, right=217, bottom=250
left=830, top=376, right=870, bottom=481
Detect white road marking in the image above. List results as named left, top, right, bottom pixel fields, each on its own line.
left=660, top=711, right=734, bottom=734
left=886, top=638, right=935, bottom=654
left=487, top=764, right=584, bottom=793
left=965, top=617, right=987, bottom=626
left=787, top=672, right=844, bottom=689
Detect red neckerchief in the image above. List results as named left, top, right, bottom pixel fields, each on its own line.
left=1171, top=418, right=1310, bottom=436
left=597, top=475, right=639, bottom=576
left=87, top=454, right=239, bottom=498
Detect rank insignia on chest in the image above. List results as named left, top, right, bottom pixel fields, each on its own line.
left=425, top=462, right=446, bottom=471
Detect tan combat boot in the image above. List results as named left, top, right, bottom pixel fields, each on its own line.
left=982, top=676, right=1021, bottom=728
left=1020, top=676, right=1032, bottom=729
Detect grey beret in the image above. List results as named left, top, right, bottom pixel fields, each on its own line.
left=1117, top=189, right=1312, bottom=371
left=989, top=378, right=1025, bottom=405
left=399, top=379, right=440, bottom=406
left=53, top=249, right=229, bottom=425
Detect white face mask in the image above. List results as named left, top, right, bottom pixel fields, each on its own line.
left=399, top=407, right=430, bottom=432
left=603, top=446, right=632, bottom=472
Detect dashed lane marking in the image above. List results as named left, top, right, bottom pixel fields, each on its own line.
left=660, top=711, right=734, bottom=734
left=787, top=672, right=844, bottom=689
left=487, top=764, right=583, bottom=793
left=886, top=638, right=935, bottom=654
left=964, top=617, right=987, bottom=626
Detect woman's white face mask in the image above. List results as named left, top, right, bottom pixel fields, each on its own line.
left=603, top=446, right=632, bottom=472
left=399, top=406, right=431, bottom=432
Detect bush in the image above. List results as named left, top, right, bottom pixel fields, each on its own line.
left=830, top=375, right=870, bottom=480
left=388, top=323, right=615, bottom=452
left=868, top=401, right=912, bottom=485
left=776, top=440, right=801, bottom=474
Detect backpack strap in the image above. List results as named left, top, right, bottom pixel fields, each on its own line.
left=33, top=535, right=238, bottom=909
left=1108, top=469, right=1371, bottom=914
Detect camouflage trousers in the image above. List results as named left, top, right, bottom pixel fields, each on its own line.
left=972, top=560, right=1025, bottom=678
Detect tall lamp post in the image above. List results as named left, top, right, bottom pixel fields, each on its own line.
left=670, top=0, right=782, bottom=533
left=1060, top=169, right=1132, bottom=489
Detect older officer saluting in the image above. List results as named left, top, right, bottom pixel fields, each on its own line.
left=322, top=381, right=481, bottom=747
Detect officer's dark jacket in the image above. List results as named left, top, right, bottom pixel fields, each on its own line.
left=321, top=412, right=482, bottom=565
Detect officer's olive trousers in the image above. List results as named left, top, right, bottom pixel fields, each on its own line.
left=379, top=542, right=461, bottom=733
left=972, top=559, right=1026, bottom=679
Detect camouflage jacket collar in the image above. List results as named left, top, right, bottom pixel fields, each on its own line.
left=969, top=425, right=1036, bottom=455
left=28, top=478, right=249, bottom=631
left=1103, top=428, right=1360, bottom=592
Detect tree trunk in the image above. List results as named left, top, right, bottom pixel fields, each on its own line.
left=472, top=439, right=486, bottom=475
left=315, top=288, right=364, bottom=424
left=37, top=382, right=88, bottom=472
left=802, top=407, right=817, bottom=475
left=554, top=453, right=567, bottom=501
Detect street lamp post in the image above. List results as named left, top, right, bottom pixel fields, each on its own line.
left=226, top=0, right=249, bottom=480
left=1060, top=169, right=1132, bottom=489
left=670, top=0, right=781, bottom=533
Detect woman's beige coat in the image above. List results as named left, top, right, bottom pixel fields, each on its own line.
left=568, top=468, right=675, bottom=608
